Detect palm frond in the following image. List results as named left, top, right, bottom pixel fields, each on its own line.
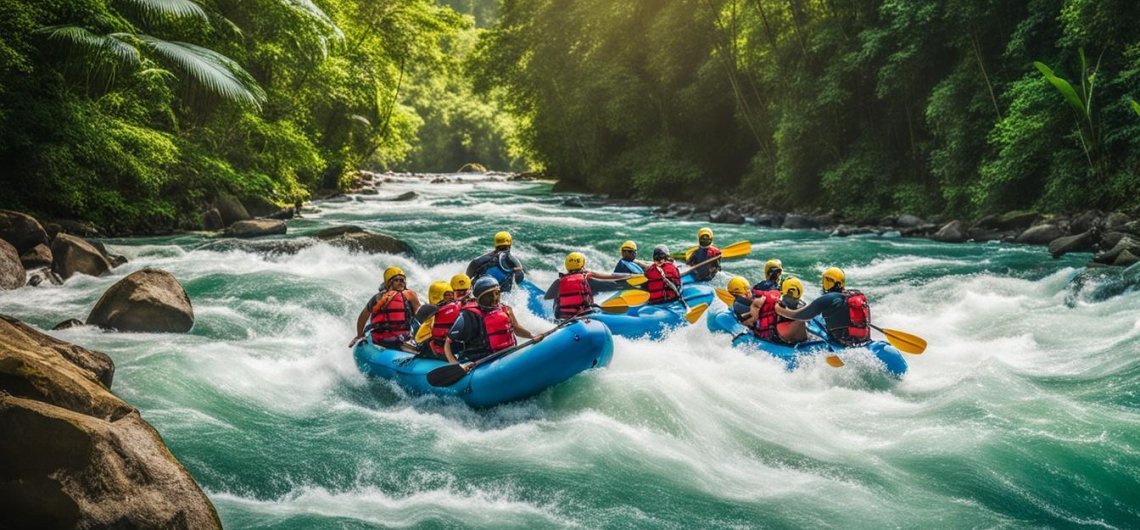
left=279, top=0, right=344, bottom=40
left=115, top=0, right=209, bottom=25
left=139, top=36, right=266, bottom=109
left=39, top=25, right=142, bottom=68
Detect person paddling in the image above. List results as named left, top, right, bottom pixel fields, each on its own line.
left=646, top=245, right=682, bottom=305
left=685, top=227, right=722, bottom=281
left=613, top=241, right=649, bottom=274
left=351, top=266, right=422, bottom=351
left=775, top=268, right=871, bottom=346
left=466, top=231, right=524, bottom=292
left=414, top=281, right=454, bottom=329
left=752, top=259, right=784, bottom=294
left=555, top=252, right=632, bottom=320
left=444, top=277, right=537, bottom=371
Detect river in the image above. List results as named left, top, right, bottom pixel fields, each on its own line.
left=2, top=174, right=1138, bottom=528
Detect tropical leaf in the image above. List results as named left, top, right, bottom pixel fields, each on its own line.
left=279, top=0, right=344, bottom=40
left=139, top=36, right=266, bottom=109
left=1034, top=61, right=1085, bottom=117
left=1131, top=98, right=1140, bottom=118
left=115, top=0, right=209, bottom=24
left=39, top=26, right=142, bottom=68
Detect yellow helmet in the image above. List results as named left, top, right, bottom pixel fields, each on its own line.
left=821, top=267, right=845, bottom=292
left=493, top=231, right=512, bottom=247
left=697, top=227, right=713, bottom=242
left=620, top=241, right=637, bottom=252
left=781, top=276, right=804, bottom=300
left=428, top=281, right=453, bottom=305
left=450, top=273, right=471, bottom=291
left=565, top=252, right=586, bottom=272
left=763, top=259, right=783, bottom=279
left=727, top=277, right=750, bottom=297
left=383, top=266, right=405, bottom=284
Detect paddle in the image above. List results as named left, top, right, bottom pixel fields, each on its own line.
left=680, top=241, right=752, bottom=278
left=544, top=276, right=643, bottom=300
left=868, top=323, right=926, bottom=354
left=426, top=316, right=584, bottom=387
left=713, top=287, right=737, bottom=306
left=414, top=317, right=433, bottom=343
left=656, top=270, right=707, bottom=324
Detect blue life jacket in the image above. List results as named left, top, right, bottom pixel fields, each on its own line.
left=613, top=259, right=644, bottom=275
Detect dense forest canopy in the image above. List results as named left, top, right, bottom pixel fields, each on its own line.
left=0, top=0, right=1138, bottom=233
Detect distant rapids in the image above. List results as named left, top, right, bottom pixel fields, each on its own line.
left=2, top=174, right=1137, bottom=528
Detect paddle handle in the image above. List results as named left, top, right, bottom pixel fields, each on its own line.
left=680, top=254, right=722, bottom=277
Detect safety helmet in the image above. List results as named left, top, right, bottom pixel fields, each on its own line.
left=821, top=267, right=845, bottom=292
left=727, top=277, right=750, bottom=297
left=472, top=276, right=500, bottom=300
left=565, top=252, right=586, bottom=272
left=428, top=281, right=453, bottom=305
left=652, top=244, right=670, bottom=261
left=697, top=227, right=713, bottom=243
left=450, top=273, right=472, bottom=291
left=781, top=276, right=804, bottom=300
left=763, top=259, right=783, bottom=279
left=493, top=231, right=512, bottom=247
left=620, top=241, right=637, bottom=252
left=383, top=266, right=405, bottom=284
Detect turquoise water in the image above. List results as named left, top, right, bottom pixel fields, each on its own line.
left=3, top=175, right=1139, bottom=528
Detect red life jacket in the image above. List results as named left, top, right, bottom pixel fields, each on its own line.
left=555, top=271, right=593, bottom=319
left=429, top=302, right=462, bottom=355
left=840, top=290, right=871, bottom=344
left=369, top=290, right=409, bottom=342
left=750, top=290, right=781, bottom=341
left=646, top=262, right=681, bottom=304
left=460, top=301, right=516, bottom=358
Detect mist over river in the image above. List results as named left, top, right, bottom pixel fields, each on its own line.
left=2, top=174, right=1138, bottom=528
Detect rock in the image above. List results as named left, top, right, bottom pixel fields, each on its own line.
left=709, top=207, right=745, bottom=224
left=0, top=209, right=50, bottom=254
left=992, top=210, right=1042, bottom=231
left=879, top=215, right=899, bottom=227
left=1049, top=231, right=1097, bottom=258
left=1101, top=231, right=1127, bottom=251
left=830, top=225, right=875, bottom=237
left=264, top=206, right=298, bottom=220
left=314, top=225, right=365, bottom=238
left=90, top=241, right=127, bottom=269
left=931, top=220, right=967, bottom=243
left=357, top=188, right=379, bottom=195
left=782, top=214, right=820, bottom=230
left=561, top=197, right=585, bottom=208
left=1, top=239, right=26, bottom=290
left=324, top=231, right=414, bottom=255
left=241, top=196, right=280, bottom=218
left=389, top=191, right=418, bottom=202
left=202, top=208, right=224, bottom=231
left=896, top=214, right=926, bottom=229
left=0, top=316, right=220, bottom=529
left=45, top=219, right=101, bottom=239
left=458, top=162, right=488, bottom=173
left=20, top=243, right=52, bottom=269
left=214, top=192, right=251, bottom=226
left=1094, top=235, right=1140, bottom=265
left=25, top=267, right=63, bottom=287
left=751, top=213, right=783, bottom=227
left=1114, top=250, right=1140, bottom=267
left=901, top=224, right=938, bottom=237
left=1070, top=210, right=1102, bottom=234
left=967, top=226, right=1013, bottom=242
left=225, top=219, right=287, bottom=238
left=52, top=319, right=86, bottom=331
left=1120, top=221, right=1140, bottom=237
left=86, top=269, right=194, bottom=333
left=51, top=234, right=110, bottom=281
left=1015, top=224, right=1065, bottom=245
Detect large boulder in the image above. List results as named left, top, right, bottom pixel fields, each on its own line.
left=1115, top=250, right=1140, bottom=267
left=19, top=243, right=52, bottom=269
left=931, top=220, right=967, bottom=243
left=388, top=191, right=418, bottom=202
left=201, top=208, right=224, bottom=231
left=977, top=210, right=1042, bottom=232
left=1094, top=235, right=1140, bottom=265
left=86, top=269, right=194, bottom=333
left=1103, top=212, right=1131, bottom=231
left=241, top=195, right=280, bottom=218
left=896, top=214, right=926, bottom=229
left=781, top=214, right=820, bottom=230
left=214, top=192, right=251, bottom=226
left=225, top=219, right=287, bottom=238
left=709, top=206, right=745, bottom=224
left=314, top=226, right=413, bottom=255
left=51, top=234, right=110, bottom=281
left=0, top=315, right=221, bottom=529
left=1015, top=224, right=1065, bottom=245
left=0, top=210, right=49, bottom=254
left=1070, top=209, right=1103, bottom=234
left=1049, top=231, right=1097, bottom=258
left=1, top=239, right=26, bottom=290
left=90, top=241, right=128, bottom=269
left=26, top=267, right=63, bottom=287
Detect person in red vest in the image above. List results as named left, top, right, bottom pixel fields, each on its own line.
left=413, top=281, right=456, bottom=359
left=351, top=266, right=422, bottom=350
left=645, top=245, right=682, bottom=305
left=444, top=276, right=536, bottom=368
left=554, top=252, right=632, bottom=320
left=743, top=276, right=807, bottom=344
left=775, top=268, right=871, bottom=346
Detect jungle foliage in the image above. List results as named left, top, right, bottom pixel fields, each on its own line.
left=472, top=0, right=1140, bottom=219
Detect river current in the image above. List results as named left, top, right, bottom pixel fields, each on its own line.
left=2, top=174, right=1138, bottom=528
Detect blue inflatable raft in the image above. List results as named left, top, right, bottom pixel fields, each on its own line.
left=521, top=280, right=715, bottom=339
left=705, top=304, right=908, bottom=377
left=353, top=318, right=614, bottom=407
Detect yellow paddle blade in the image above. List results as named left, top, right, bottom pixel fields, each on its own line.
left=720, top=240, right=752, bottom=259
left=684, top=303, right=709, bottom=324
left=882, top=327, right=927, bottom=354
left=825, top=354, right=845, bottom=367
left=626, top=274, right=647, bottom=286
left=714, top=288, right=737, bottom=306
left=598, top=297, right=630, bottom=313
left=671, top=245, right=698, bottom=260
left=619, top=289, right=651, bottom=306
left=415, top=317, right=433, bottom=343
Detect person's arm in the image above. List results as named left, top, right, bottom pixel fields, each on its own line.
left=351, top=305, right=369, bottom=346
left=444, top=313, right=468, bottom=366
left=506, top=306, right=536, bottom=339
left=444, top=338, right=458, bottom=364
left=406, top=291, right=421, bottom=315
left=589, top=271, right=631, bottom=281
left=775, top=295, right=830, bottom=320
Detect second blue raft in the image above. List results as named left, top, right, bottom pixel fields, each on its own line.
left=522, top=280, right=715, bottom=340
